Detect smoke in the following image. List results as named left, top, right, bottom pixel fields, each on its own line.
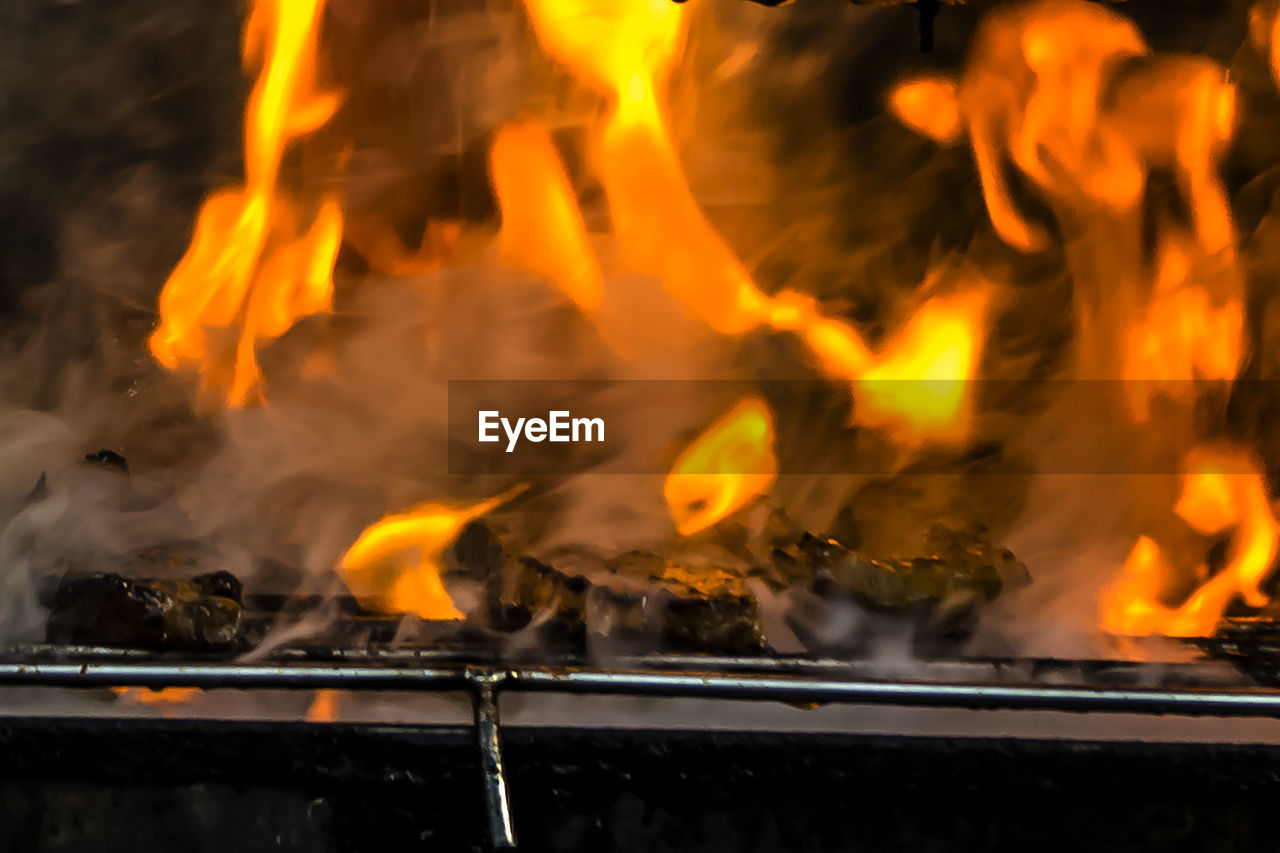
left=0, top=0, right=1272, bottom=664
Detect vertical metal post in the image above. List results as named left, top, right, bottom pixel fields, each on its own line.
left=469, top=669, right=516, bottom=849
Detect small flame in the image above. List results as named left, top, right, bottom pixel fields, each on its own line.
left=149, top=0, right=343, bottom=407
left=665, top=396, right=777, bottom=536
left=344, top=218, right=462, bottom=277
left=855, top=289, right=991, bottom=444
left=1099, top=449, right=1280, bottom=637
left=490, top=120, right=602, bottom=310
left=888, top=76, right=962, bottom=145
left=337, top=484, right=527, bottom=620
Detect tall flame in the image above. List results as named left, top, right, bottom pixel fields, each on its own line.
left=490, top=120, right=602, bottom=310
left=1251, top=2, right=1280, bottom=90
left=519, top=0, right=991, bottom=445
left=1121, top=235, right=1244, bottom=419
left=1099, top=449, right=1280, bottom=637
left=890, top=0, right=1235, bottom=258
left=149, top=0, right=343, bottom=407
left=665, top=396, right=777, bottom=536
left=337, top=484, right=528, bottom=620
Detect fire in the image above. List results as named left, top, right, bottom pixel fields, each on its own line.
left=337, top=484, right=527, bottom=619
left=345, top=218, right=462, bottom=277
left=1099, top=449, right=1280, bottom=637
left=890, top=0, right=1235, bottom=257
left=665, top=396, right=777, bottom=536
left=518, top=0, right=991, bottom=445
left=149, top=0, right=343, bottom=407
left=1252, top=2, right=1280, bottom=89
left=854, top=288, right=991, bottom=444
left=1122, top=236, right=1245, bottom=419
left=489, top=120, right=602, bottom=310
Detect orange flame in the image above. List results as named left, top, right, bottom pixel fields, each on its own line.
left=1251, top=2, right=1280, bottom=89
left=1100, top=449, right=1280, bottom=637
left=890, top=1, right=1235, bottom=258
left=490, top=120, right=603, bottom=310
left=888, top=76, right=963, bottom=145
left=665, top=396, right=777, bottom=536
left=337, top=484, right=527, bottom=620
left=344, top=218, right=462, bottom=277
left=522, top=0, right=991, bottom=445
left=1122, top=235, right=1244, bottom=419
left=854, top=289, right=991, bottom=444
left=150, top=0, right=343, bottom=407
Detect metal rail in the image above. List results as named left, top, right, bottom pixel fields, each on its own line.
left=0, top=660, right=1276, bottom=716
left=3, top=657, right=1279, bottom=850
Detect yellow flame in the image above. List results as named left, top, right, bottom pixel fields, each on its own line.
left=855, top=289, right=991, bottom=444
left=890, top=0, right=1235, bottom=258
left=337, top=484, right=528, bottom=620
left=665, top=396, right=778, bottom=536
left=522, top=0, right=990, bottom=445
left=1099, top=449, right=1280, bottom=637
left=490, top=120, right=603, bottom=310
left=150, top=0, right=343, bottom=407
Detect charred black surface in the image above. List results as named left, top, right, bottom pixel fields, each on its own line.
left=46, top=569, right=242, bottom=652
left=0, top=717, right=1276, bottom=851
left=1198, top=616, right=1280, bottom=686
left=36, top=513, right=1027, bottom=658
left=484, top=555, right=581, bottom=638
left=650, top=566, right=768, bottom=656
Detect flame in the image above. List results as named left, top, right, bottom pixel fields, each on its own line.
left=891, top=0, right=1235, bottom=258
left=522, top=0, right=990, bottom=445
left=345, top=219, right=463, bottom=277
left=1251, top=2, right=1280, bottom=89
left=665, top=396, right=777, bottom=536
left=337, top=484, right=527, bottom=619
left=1122, top=236, right=1245, bottom=418
left=855, top=289, right=991, bottom=444
left=149, top=0, right=343, bottom=407
left=888, top=76, right=963, bottom=145
left=1100, top=449, right=1280, bottom=637
left=490, top=120, right=603, bottom=310
left=112, top=687, right=198, bottom=706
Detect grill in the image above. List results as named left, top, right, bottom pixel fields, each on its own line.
left=5, top=0, right=1280, bottom=849
left=7, top=642, right=1280, bottom=849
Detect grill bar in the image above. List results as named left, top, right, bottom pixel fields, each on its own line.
left=4, top=657, right=1275, bottom=850
left=0, top=660, right=1276, bottom=717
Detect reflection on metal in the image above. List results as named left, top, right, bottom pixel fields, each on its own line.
left=469, top=669, right=517, bottom=850
left=0, top=657, right=1278, bottom=715
left=3, top=649, right=1280, bottom=849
